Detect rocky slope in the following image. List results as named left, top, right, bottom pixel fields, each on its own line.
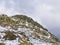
left=0, top=14, right=60, bottom=45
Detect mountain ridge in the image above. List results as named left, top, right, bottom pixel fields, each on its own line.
left=0, top=14, right=60, bottom=45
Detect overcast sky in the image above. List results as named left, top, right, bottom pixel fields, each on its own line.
left=0, top=0, right=60, bottom=40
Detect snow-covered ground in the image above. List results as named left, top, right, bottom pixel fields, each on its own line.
left=0, top=26, right=53, bottom=45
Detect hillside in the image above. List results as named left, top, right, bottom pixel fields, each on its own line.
left=0, top=14, right=60, bottom=45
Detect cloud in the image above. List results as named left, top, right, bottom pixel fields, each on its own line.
left=9, top=0, right=15, bottom=4
left=0, top=0, right=21, bottom=16
left=31, top=0, right=60, bottom=27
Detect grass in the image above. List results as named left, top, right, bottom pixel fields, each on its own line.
left=20, top=40, right=33, bottom=45
left=42, top=31, right=48, bottom=36
left=0, top=43, right=5, bottom=45
left=3, top=31, right=16, bottom=40
left=0, top=14, right=45, bottom=31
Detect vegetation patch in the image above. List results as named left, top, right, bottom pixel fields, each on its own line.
left=41, top=31, right=48, bottom=36
left=3, top=31, right=16, bottom=40
left=20, top=40, right=33, bottom=45
left=0, top=43, right=5, bottom=45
